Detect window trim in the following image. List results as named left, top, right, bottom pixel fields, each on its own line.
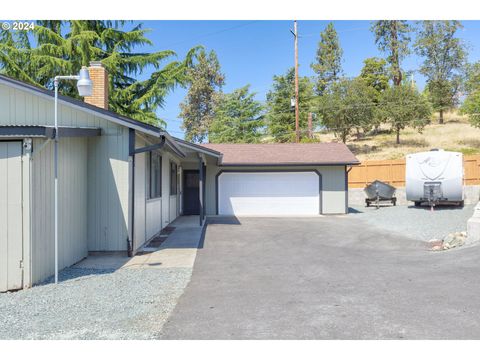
left=149, top=151, right=162, bottom=199
left=170, top=161, right=178, bottom=196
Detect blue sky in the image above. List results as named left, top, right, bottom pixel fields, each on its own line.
left=135, top=20, right=480, bottom=138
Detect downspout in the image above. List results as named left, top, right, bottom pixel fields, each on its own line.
left=203, top=163, right=207, bottom=224
left=199, top=155, right=204, bottom=226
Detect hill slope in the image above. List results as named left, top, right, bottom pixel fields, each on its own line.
left=318, top=112, right=480, bottom=161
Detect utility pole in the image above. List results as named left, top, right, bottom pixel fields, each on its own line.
left=308, top=112, right=313, bottom=139
left=291, top=20, right=300, bottom=142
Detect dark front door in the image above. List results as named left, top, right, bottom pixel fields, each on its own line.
left=183, top=170, right=200, bottom=215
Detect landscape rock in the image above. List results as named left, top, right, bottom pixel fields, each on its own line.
left=427, top=232, right=468, bottom=251
left=427, top=238, right=444, bottom=251
left=442, top=232, right=467, bottom=250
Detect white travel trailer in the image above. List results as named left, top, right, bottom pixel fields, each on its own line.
left=406, top=149, right=464, bottom=207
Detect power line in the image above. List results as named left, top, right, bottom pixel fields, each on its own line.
left=300, top=26, right=371, bottom=38
left=163, top=96, right=469, bottom=131
left=166, top=109, right=444, bottom=140
left=167, top=123, right=435, bottom=142
left=160, top=75, right=475, bottom=126
left=167, top=105, right=478, bottom=140
left=163, top=21, right=260, bottom=48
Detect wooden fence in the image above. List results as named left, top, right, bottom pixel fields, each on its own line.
left=348, top=155, right=480, bottom=188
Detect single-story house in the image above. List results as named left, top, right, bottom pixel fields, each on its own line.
left=0, top=62, right=359, bottom=292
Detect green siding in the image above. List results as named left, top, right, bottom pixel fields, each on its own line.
left=0, top=83, right=130, bottom=268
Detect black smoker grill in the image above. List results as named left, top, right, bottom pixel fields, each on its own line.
left=364, top=180, right=397, bottom=208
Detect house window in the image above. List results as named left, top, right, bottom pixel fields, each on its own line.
left=149, top=152, right=162, bottom=198
left=170, top=162, right=178, bottom=195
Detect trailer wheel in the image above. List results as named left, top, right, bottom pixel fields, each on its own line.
left=459, top=200, right=464, bottom=208
left=414, top=201, right=421, bottom=207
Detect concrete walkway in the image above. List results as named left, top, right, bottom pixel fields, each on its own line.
left=160, top=216, right=480, bottom=340
left=74, top=216, right=204, bottom=271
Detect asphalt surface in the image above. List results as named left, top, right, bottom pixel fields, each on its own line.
left=160, top=216, right=480, bottom=339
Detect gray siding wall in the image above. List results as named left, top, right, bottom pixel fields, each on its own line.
left=205, top=165, right=348, bottom=215
left=133, top=136, right=147, bottom=250
left=86, top=122, right=129, bottom=251
left=31, top=137, right=88, bottom=284
left=0, top=83, right=130, bottom=252
left=161, top=151, right=181, bottom=227
left=132, top=134, right=181, bottom=251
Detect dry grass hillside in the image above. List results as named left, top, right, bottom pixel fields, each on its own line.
left=318, top=111, right=480, bottom=161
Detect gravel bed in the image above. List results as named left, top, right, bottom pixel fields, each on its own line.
left=0, top=267, right=192, bottom=340
left=349, top=204, right=475, bottom=241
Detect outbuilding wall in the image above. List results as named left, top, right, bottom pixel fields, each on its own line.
left=31, top=137, right=88, bottom=284
left=205, top=164, right=348, bottom=215
left=0, top=82, right=131, bottom=253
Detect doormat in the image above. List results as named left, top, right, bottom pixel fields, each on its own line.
left=147, top=235, right=169, bottom=248
left=140, top=226, right=177, bottom=253
left=160, top=226, right=176, bottom=235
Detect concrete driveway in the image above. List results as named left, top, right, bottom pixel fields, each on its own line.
left=160, top=216, right=480, bottom=339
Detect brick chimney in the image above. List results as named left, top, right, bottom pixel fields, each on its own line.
left=84, top=61, right=109, bottom=110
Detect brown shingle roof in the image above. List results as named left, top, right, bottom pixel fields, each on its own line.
left=200, top=142, right=360, bottom=166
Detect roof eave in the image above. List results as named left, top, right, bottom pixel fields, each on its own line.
left=218, top=161, right=361, bottom=167
left=162, top=133, right=186, bottom=158
left=173, top=137, right=223, bottom=158
left=0, top=75, right=162, bottom=138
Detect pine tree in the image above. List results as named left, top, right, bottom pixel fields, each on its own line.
left=209, top=85, right=264, bottom=143
left=0, top=21, right=197, bottom=127
left=415, top=20, right=467, bottom=124
left=266, top=68, right=315, bottom=142
left=359, top=57, right=389, bottom=94
left=311, top=22, right=343, bottom=95
left=371, top=20, right=411, bottom=86
left=179, top=49, right=225, bottom=143
left=358, top=57, right=390, bottom=132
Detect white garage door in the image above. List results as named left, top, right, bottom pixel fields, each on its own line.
left=218, top=172, right=320, bottom=216
left=0, top=142, right=24, bottom=292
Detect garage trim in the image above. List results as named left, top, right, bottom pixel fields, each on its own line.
left=22, top=139, right=32, bottom=289
left=215, top=169, right=323, bottom=215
